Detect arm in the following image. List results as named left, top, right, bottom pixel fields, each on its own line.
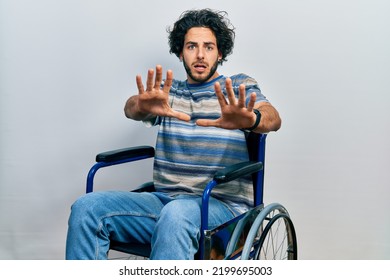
left=252, top=101, right=281, bottom=133
left=196, top=78, right=281, bottom=133
left=124, top=65, right=191, bottom=122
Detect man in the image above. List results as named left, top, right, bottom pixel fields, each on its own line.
left=66, top=9, right=281, bottom=260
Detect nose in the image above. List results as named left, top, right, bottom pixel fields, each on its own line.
left=197, top=48, right=204, bottom=60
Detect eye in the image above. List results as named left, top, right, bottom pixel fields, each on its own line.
left=206, top=45, right=214, bottom=51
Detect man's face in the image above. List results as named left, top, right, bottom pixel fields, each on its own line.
left=181, top=27, right=222, bottom=84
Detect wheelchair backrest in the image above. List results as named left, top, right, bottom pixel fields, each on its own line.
left=245, top=133, right=267, bottom=207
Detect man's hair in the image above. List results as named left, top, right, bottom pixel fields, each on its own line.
left=167, top=9, right=235, bottom=65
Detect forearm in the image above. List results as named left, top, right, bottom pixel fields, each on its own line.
left=252, top=102, right=282, bottom=133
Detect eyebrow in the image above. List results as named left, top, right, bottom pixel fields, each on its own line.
left=185, top=41, right=216, bottom=46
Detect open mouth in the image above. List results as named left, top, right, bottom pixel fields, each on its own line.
left=193, top=63, right=207, bottom=73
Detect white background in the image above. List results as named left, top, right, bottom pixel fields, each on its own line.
left=1, top=0, right=389, bottom=259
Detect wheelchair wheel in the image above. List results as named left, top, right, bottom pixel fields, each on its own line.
left=241, top=203, right=297, bottom=260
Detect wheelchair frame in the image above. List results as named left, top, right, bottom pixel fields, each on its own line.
left=86, top=133, right=297, bottom=260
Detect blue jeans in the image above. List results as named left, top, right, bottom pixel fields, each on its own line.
left=65, top=190, right=236, bottom=260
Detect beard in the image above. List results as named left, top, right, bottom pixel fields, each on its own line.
left=183, top=58, right=219, bottom=84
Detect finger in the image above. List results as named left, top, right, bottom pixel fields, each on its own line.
left=246, top=92, right=257, bottom=111
left=214, top=82, right=227, bottom=108
left=196, top=118, right=219, bottom=127
left=146, top=68, right=154, bottom=91
left=154, top=65, right=163, bottom=89
left=238, top=84, right=246, bottom=108
left=136, top=75, right=145, bottom=94
left=163, top=70, right=173, bottom=93
left=171, top=111, right=191, bottom=122
left=225, top=78, right=237, bottom=105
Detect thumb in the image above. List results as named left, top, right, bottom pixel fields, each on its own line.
left=171, top=111, right=191, bottom=122
left=196, top=119, right=218, bottom=127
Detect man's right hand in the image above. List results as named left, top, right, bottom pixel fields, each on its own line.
left=125, top=65, right=191, bottom=122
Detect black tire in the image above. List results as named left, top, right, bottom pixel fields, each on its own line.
left=254, top=212, right=297, bottom=260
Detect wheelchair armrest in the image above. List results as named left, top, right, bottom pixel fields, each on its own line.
left=214, top=161, right=263, bottom=184
left=87, top=146, right=155, bottom=193
left=95, top=145, right=155, bottom=163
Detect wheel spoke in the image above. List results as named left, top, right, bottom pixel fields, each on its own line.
left=255, top=210, right=297, bottom=260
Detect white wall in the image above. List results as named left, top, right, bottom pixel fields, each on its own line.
left=1, top=0, right=389, bottom=259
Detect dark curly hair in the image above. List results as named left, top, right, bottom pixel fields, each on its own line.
left=167, top=9, right=235, bottom=65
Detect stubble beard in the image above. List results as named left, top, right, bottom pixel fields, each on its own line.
left=183, top=58, right=219, bottom=84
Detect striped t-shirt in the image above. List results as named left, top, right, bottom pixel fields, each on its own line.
left=148, top=74, right=268, bottom=213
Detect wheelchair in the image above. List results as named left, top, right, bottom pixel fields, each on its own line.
left=86, top=132, right=297, bottom=260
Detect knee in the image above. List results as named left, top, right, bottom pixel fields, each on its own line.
left=71, top=192, right=102, bottom=213
left=68, top=192, right=108, bottom=225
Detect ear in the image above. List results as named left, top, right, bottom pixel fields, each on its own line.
left=179, top=52, right=183, bottom=62
left=218, top=50, right=222, bottom=61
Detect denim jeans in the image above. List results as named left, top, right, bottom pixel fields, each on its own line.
left=65, top=190, right=236, bottom=260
